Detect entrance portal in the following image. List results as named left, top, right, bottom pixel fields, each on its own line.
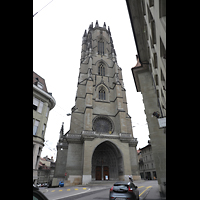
left=92, top=141, right=124, bottom=181
left=96, top=166, right=102, bottom=180
left=103, top=166, right=109, bottom=180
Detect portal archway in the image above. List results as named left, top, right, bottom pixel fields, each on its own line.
left=91, top=141, right=124, bottom=181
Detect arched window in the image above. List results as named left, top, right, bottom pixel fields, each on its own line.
left=98, top=64, right=105, bottom=76
left=98, top=41, right=104, bottom=55
left=99, top=88, right=106, bottom=100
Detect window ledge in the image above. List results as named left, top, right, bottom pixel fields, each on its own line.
left=95, top=99, right=110, bottom=103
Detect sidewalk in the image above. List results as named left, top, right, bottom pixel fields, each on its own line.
left=143, top=182, right=166, bottom=200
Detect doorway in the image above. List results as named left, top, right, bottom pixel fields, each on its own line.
left=96, top=166, right=102, bottom=180
left=92, top=141, right=124, bottom=180
left=103, top=166, right=109, bottom=180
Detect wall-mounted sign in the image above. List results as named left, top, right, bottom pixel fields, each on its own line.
left=158, top=117, right=166, bottom=128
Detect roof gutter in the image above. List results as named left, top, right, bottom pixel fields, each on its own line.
left=33, top=84, right=56, bottom=110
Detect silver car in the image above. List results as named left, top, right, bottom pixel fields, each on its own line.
left=109, top=181, right=139, bottom=200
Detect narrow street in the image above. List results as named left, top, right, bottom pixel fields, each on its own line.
left=39, top=180, right=165, bottom=200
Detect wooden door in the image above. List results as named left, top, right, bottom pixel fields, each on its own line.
left=103, top=166, right=109, bottom=180
left=96, top=166, right=102, bottom=180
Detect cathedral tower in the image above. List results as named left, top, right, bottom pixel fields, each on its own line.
left=53, top=21, right=140, bottom=186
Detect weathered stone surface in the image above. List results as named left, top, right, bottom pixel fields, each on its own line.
left=52, top=22, right=140, bottom=186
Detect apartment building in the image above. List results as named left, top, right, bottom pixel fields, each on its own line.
left=33, top=71, right=56, bottom=184
left=126, top=0, right=166, bottom=196
left=138, top=144, right=157, bottom=180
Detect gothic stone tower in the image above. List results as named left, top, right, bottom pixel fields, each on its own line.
left=53, top=21, right=140, bottom=186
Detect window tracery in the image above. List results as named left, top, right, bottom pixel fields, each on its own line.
left=99, top=87, right=106, bottom=100
left=98, top=63, right=105, bottom=76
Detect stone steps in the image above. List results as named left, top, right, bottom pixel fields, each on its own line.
left=88, top=180, right=116, bottom=184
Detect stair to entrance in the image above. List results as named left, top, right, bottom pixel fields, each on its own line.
left=88, top=180, right=116, bottom=185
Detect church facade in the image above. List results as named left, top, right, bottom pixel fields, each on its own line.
left=52, top=21, right=140, bottom=186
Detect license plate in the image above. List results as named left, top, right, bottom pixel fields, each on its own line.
left=115, top=198, right=126, bottom=200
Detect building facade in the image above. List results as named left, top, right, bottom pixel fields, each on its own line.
left=52, top=21, right=140, bottom=186
left=33, top=72, right=56, bottom=184
left=126, top=0, right=166, bottom=196
left=138, top=144, right=157, bottom=180
left=38, top=156, right=55, bottom=184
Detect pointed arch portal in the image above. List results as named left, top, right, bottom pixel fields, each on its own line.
left=91, top=141, right=124, bottom=181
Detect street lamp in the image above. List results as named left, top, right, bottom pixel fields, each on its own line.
left=151, top=111, right=160, bottom=118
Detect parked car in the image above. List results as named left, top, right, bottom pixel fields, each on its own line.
left=41, top=183, right=47, bottom=187
left=109, top=181, right=139, bottom=200
left=58, top=181, right=64, bottom=187
left=43, top=183, right=48, bottom=187
left=33, top=184, right=48, bottom=200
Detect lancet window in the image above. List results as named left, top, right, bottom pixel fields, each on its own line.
left=98, top=63, right=105, bottom=76
left=99, top=87, right=106, bottom=100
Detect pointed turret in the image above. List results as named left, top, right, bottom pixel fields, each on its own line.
left=81, top=30, right=88, bottom=62
left=83, top=29, right=87, bottom=37
left=95, top=20, right=99, bottom=28
left=89, top=22, right=93, bottom=30
left=108, top=26, right=111, bottom=35
left=103, top=22, right=106, bottom=28
left=59, top=122, right=64, bottom=139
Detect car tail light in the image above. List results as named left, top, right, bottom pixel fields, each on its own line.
left=128, top=186, right=133, bottom=192
left=110, top=186, right=113, bottom=191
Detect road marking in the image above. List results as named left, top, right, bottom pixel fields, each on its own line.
left=67, top=189, right=70, bottom=191
left=83, top=188, right=87, bottom=190
left=51, top=190, right=55, bottom=192
left=138, top=186, right=144, bottom=188
left=139, top=186, right=152, bottom=197
left=75, top=188, right=78, bottom=190
left=59, top=190, right=63, bottom=191
left=51, top=188, right=91, bottom=200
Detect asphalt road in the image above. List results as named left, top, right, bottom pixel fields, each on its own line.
left=39, top=180, right=161, bottom=200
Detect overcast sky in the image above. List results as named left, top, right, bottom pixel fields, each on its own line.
left=33, top=0, right=149, bottom=160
